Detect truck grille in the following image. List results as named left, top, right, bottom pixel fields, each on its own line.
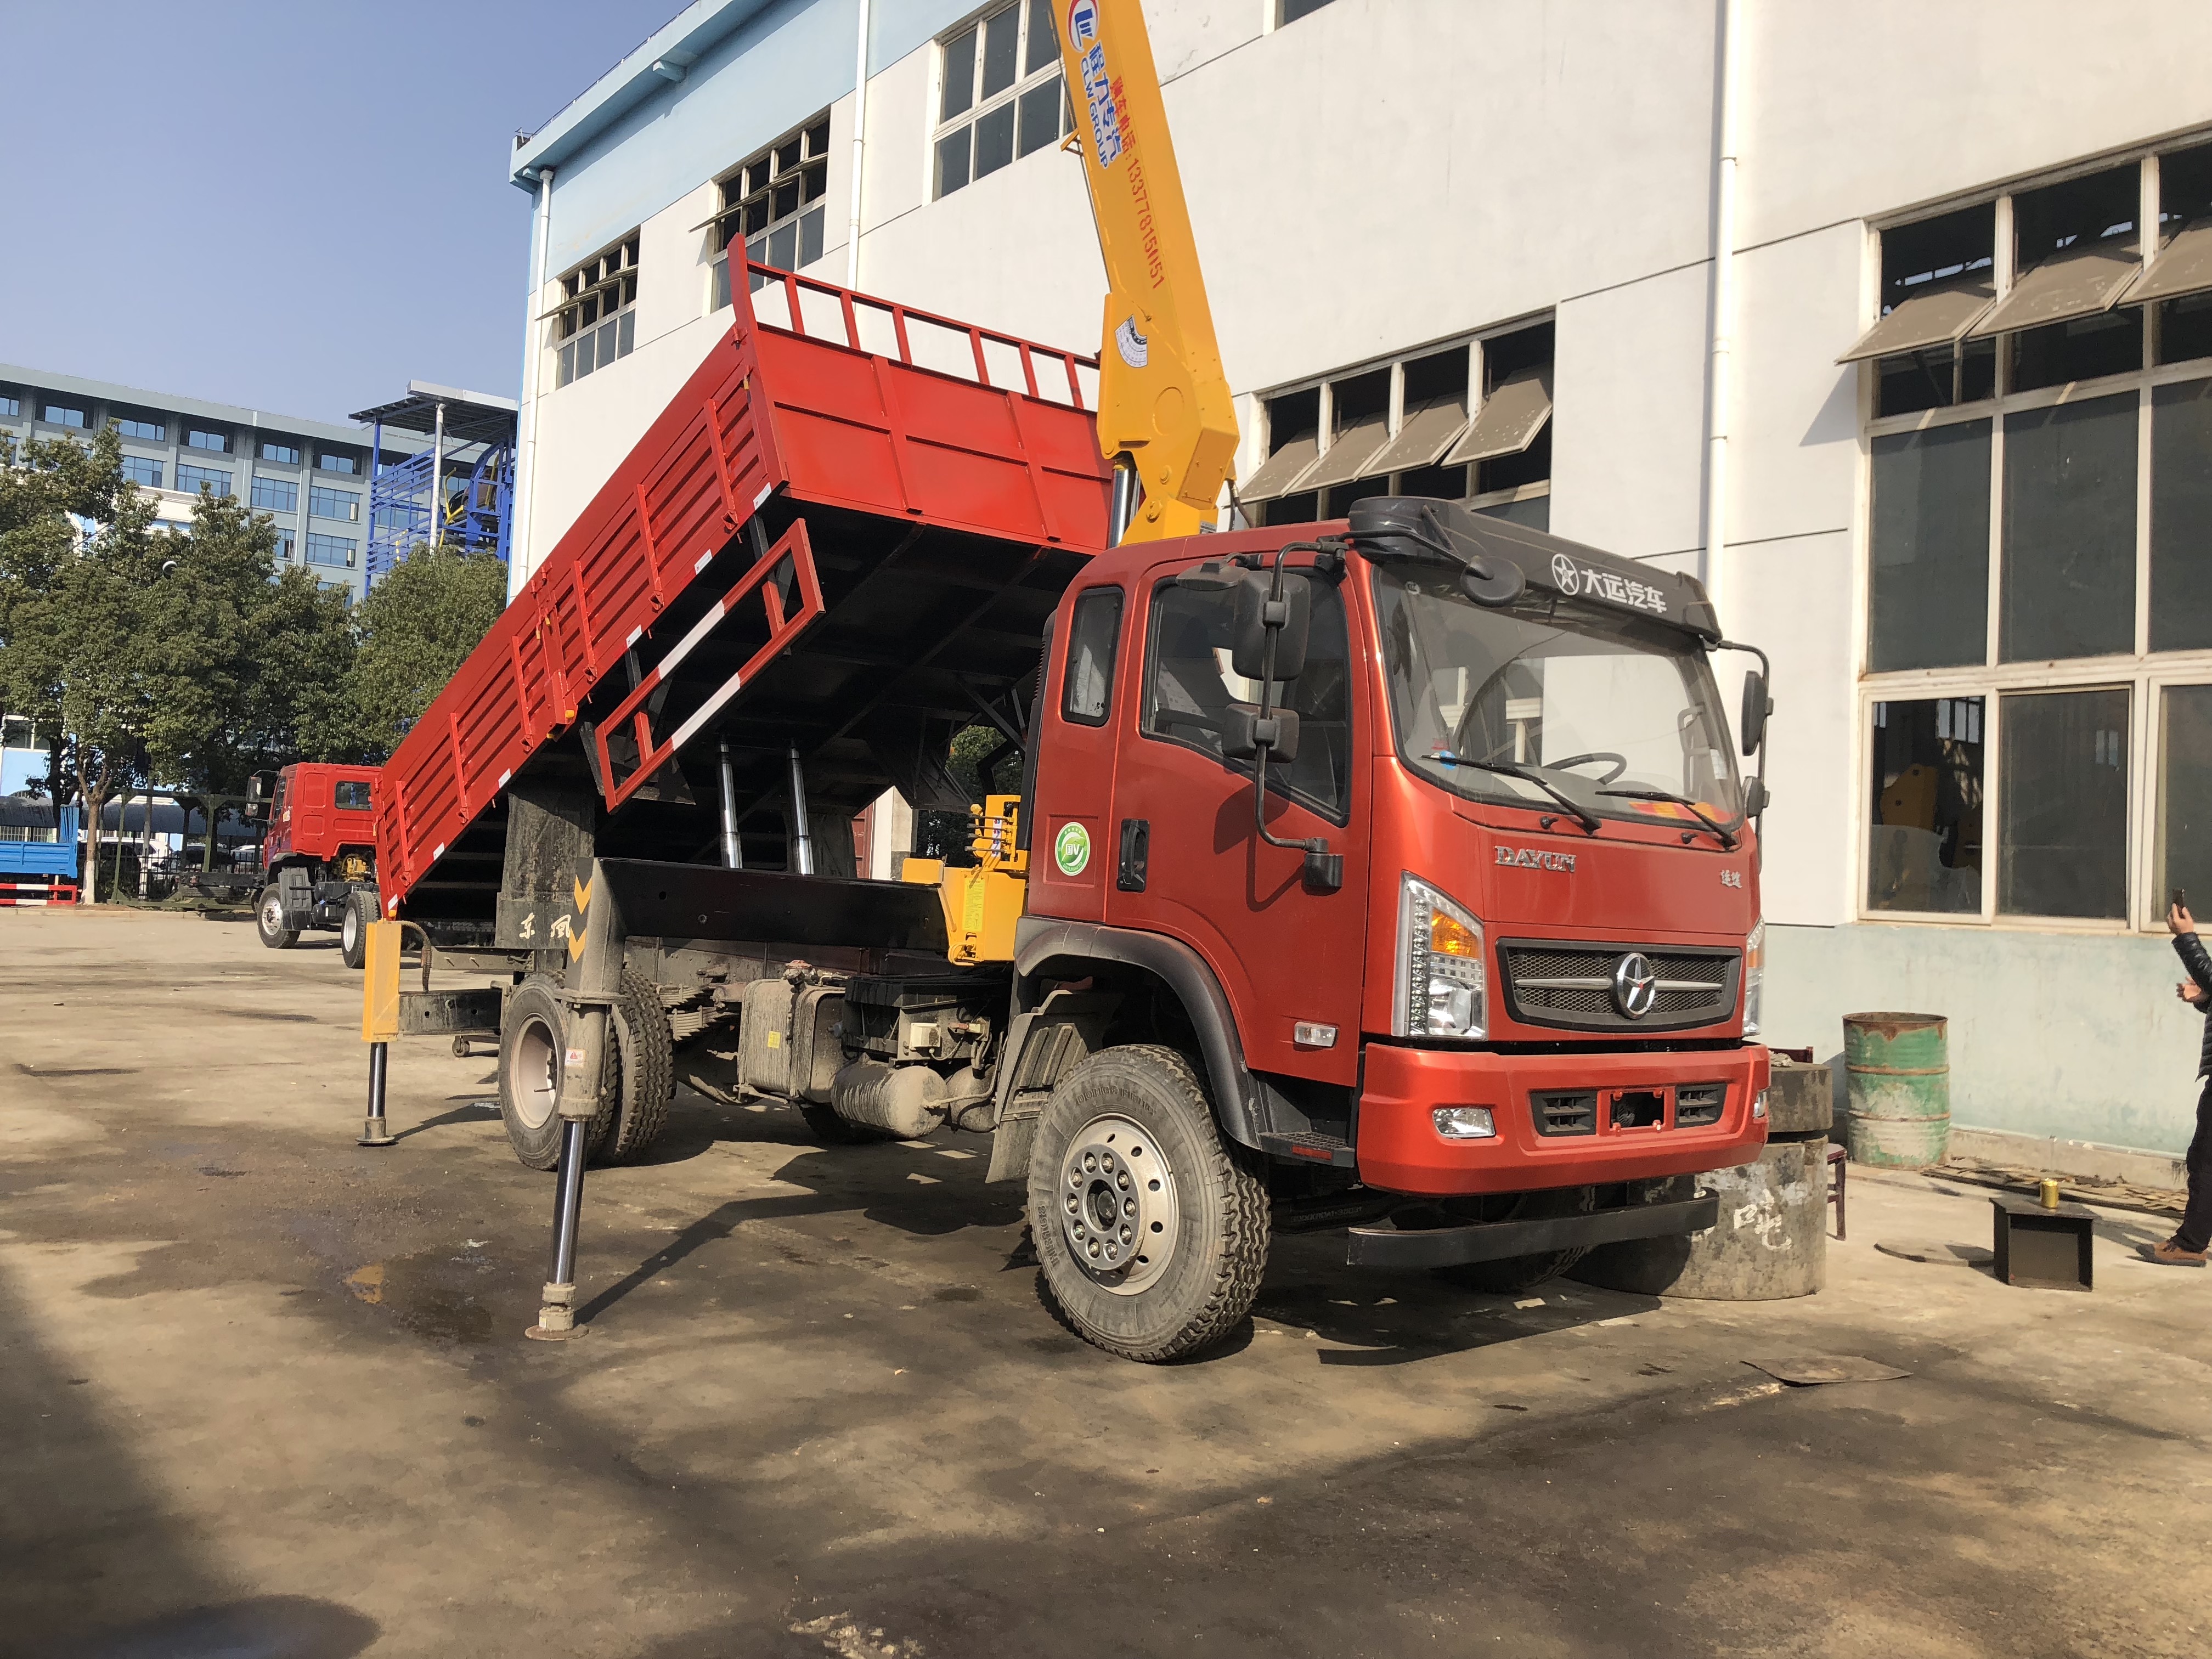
left=1497, top=941, right=1740, bottom=1033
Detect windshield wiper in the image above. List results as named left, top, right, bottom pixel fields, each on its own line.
left=1427, top=753, right=1601, bottom=833
left=1598, top=786, right=1739, bottom=850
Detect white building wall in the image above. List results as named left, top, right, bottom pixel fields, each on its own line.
left=505, top=0, right=2212, bottom=1152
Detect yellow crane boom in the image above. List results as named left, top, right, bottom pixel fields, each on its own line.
left=1056, top=0, right=1239, bottom=541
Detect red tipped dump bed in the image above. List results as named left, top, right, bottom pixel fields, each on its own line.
left=374, top=263, right=1114, bottom=916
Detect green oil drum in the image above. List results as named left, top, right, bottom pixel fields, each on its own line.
left=1843, top=1012, right=1950, bottom=1169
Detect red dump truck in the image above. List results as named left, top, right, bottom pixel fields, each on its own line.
left=357, top=1, right=1771, bottom=1360
left=359, top=254, right=1773, bottom=1361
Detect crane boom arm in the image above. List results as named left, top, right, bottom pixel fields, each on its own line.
left=1056, top=0, right=1238, bottom=541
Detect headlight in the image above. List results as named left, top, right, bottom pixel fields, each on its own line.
left=1742, top=918, right=1764, bottom=1037
left=1395, top=874, right=1486, bottom=1040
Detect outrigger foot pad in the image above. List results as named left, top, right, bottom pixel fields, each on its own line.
left=526, top=1280, right=586, bottom=1341
left=357, top=1118, right=397, bottom=1148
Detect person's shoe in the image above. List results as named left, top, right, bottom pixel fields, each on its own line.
left=2140, top=1238, right=2209, bottom=1267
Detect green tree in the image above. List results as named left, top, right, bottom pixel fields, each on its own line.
left=341, top=544, right=506, bottom=757
left=0, top=427, right=160, bottom=900
left=140, top=489, right=360, bottom=864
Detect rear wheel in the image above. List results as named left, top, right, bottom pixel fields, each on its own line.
left=597, top=968, right=674, bottom=1165
left=1028, top=1045, right=1268, bottom=1363
left=256, top=885, right=297, bottom=950
left=496, top=978, right=614, bottom=1170
left=339, top=891, right=372, bottom=969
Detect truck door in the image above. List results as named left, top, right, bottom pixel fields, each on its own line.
left=1027, top=583, right=1128, bottom=923
left=1106, top=561, right=1368, bottom=1085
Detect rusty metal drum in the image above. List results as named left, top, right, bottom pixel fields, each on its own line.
left=1843, top=1012, right=1950, bottom=1170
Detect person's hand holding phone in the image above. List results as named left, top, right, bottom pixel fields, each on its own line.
left=2169, top=890, right=2197, bottom=936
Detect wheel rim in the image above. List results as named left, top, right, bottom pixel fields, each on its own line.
left=260, top=893, right=286, bottom=935
left=341, top=905, right=358, bottom=952
left=510, top=1013, right=561, bottom=1131
left=1059, top=1113, right=1178, bottom=1296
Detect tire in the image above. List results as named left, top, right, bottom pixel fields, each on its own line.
left=1027, top=1045, right=1268, bottom=1364
left=1432, top=1186, right=1597, bottom=1295
left=495, top=977, right=615, bottom=1171
left=339, top=890, right=371, bottom=969
left=596, top=968, right=674, bottom=1165
left=256, top=885, right=297, bottom=950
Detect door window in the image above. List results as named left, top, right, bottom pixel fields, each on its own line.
left=1141, top=573, right=1353, bottom=822
left=1061, top=588, right=1124, bottom=725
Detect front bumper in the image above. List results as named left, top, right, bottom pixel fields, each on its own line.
left=1346, top=1192, right=1720, bottom=1268
left=1355, top=1042, right=1769, bottom=1197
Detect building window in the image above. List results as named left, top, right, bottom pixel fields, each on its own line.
left=934, top=0, right=1069, bottom=201
left=0, top=395, right=18, bottom=417
left=185, top=428, right=229, bottom=453
left=176, top=462, right=232, bottom=498
left=42, top=404, right=86, bottom=428
left=1857, top=138, right=2212, bottom=929
left=707, top=114, right=831, bottom=308
left=552, top=234, right=639, bottom=389
left=1240, top=321, right=1553, bottom=530
left=273, top=532, right=296, bottom=561
left=309, top=484, right=360, bottom=523
left=113, top=416, right=164, bottom=441
left=120, top=456, right=163, bottom=490
left=252, top=476, right=298, bottom=514
left=1997, top=689, right=2131, bottom=919
left=1867, top=697, right=1985, bottom=916
left=262, top=441, right=301, bottom=464
left=305, top=533, right=357, bottom=569
left=316, top=452, right=358, bottom=475
left=1278, top=0, right=1339, bottom=22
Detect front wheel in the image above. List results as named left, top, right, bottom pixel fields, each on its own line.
left=1028, top=1045, right=1268, bottom=1363
left=256, top=885, right=297, bottom=950
left=339, top=890, right=372, bottom=969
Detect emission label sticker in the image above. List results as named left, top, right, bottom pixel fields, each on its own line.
left=1054, top=822, right=1092, bottom=877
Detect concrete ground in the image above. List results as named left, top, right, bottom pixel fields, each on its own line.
left=4, top=909, right=2210, bottom=1659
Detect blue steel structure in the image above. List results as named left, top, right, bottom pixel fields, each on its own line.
left=352, top=382, right=519, bottom=583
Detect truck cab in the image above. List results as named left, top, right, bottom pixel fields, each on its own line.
left=994, top=496, right=1769, bottom=1346
left=247, top=763, right=381, bottom=963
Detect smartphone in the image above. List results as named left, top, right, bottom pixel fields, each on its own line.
left=2174, top=887, right=2188, bottom=911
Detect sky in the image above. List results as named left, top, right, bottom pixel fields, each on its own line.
left=0, top=1, right=679, bottom=426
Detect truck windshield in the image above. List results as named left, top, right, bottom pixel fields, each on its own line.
left=1371, top=565, right=1742, bottom=827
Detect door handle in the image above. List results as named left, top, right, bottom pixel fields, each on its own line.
left=1117, top=817, right=1149, bottom=891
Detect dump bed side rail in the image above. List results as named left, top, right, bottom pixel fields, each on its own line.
left=375, top=258, right=1111, bottom=912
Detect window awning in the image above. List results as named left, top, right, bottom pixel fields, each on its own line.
left=1238, top=431, right=1322, bottom=504
left=1836, top=276, right=1996, bottom=364
left=1295, top=408, right=1393, bottom=493
left=2120, top=216, right=2212, bottom=307
left=1366, top=393, right=1470, bottom=475
left=1442, top=369, right=1550, bottom=467
left=1967, top=236, right=2141, bottom=338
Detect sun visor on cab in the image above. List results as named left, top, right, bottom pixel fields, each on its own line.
left=1344, top=496, right=1721, bottom=642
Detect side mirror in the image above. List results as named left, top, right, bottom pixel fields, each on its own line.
left=1739, top=670, right=1768, bottom=758
left=1743, top=776, right=1768, bottom=817
left=1231, top=572, right=1311, bottom=683
left=1221, top=703, right=1301, bottom=764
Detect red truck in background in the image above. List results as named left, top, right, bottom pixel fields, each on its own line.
left=244, top=763, right=382, bottom=965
